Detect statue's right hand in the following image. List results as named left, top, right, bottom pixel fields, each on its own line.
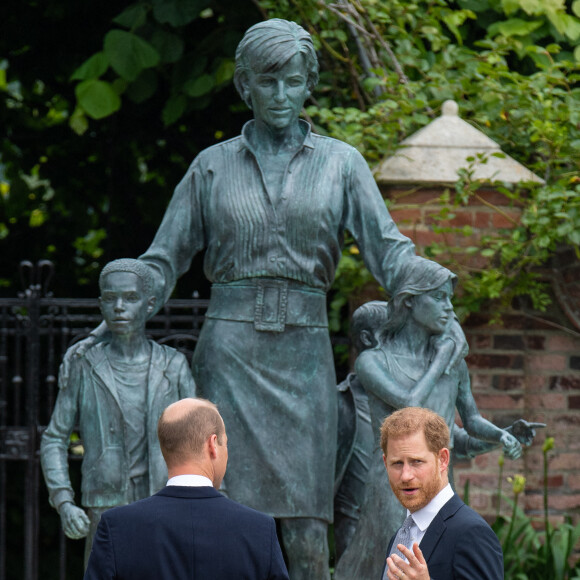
left=59, top=502, right=90, bottom=539
left=60, top=322, right=108, bottom=385
left=431, top=334, right=455, bottom=362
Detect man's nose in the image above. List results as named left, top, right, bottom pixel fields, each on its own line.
left=400, top=463, right=414, bottom=482
left=114, top=298, right=124, bottom=311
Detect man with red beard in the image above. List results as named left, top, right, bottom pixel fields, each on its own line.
left=380, top=407, right=503, bottom=580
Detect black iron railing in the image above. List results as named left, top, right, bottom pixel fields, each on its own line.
left=0, top=261, right=209, bottom=580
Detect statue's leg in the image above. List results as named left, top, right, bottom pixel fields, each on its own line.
left=84, top=507, right=107, bottom=568
left=280, top=517, right=330, bottom=580
left=334, top=511, right=358, bottom=561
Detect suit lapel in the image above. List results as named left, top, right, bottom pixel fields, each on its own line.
left=419, top=494, right=463, bottom=563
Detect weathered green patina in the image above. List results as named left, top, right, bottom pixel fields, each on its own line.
left=41, top=260, right=196, bottom=565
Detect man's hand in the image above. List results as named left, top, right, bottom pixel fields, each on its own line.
left=59, top=502, right=90, bottom=539
left=507, top=419, right=546, bottom=446
left=386, top=543, right=429, bottom=580
left=500, top=431, right=522, bottom=460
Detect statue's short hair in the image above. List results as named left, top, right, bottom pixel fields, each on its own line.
left=99, top=259, right=154, bottom=297
left=380, top=407, right=450, bottom=457
left=381, top=258, right=457, bottom=342
left=351, top=300, right=389, bottom=353
left=157, top=399, right=225, bottom=468
left=234, top=19, right=319, bottom=108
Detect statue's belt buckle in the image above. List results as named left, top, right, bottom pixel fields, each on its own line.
left=254, top=279, right=288, bottom=332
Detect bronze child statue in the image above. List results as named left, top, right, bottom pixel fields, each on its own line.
left=41, top=259, right=196, bottom=565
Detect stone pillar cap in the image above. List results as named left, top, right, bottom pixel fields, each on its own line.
left=374, top=100, right=544, bottom=185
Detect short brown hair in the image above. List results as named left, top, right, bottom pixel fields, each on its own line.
left=157, top=399, right=225, bottom=468
left=380, top=407, right=449, bottom=456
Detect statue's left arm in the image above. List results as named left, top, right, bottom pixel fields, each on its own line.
left=343, top=149, right=468, bottom=365
left=456, top=362, right=522, bottom=459
left=342, top=148, right=417, bottom=296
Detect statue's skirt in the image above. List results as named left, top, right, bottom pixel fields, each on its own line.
left=191, top=292, right=337, bottom=521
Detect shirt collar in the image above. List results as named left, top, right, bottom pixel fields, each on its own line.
left=408, top=483, right=454, bottom=532
left=167, top=474, right=214, bottom=488
left=239, top=118, right=315, bottom=153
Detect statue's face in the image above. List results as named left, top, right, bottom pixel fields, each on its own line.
left=409, top=279, right=454, bottom=335
left=99, top=271, right=153, bottom=336
left=244, top=52, right=310, bottom=131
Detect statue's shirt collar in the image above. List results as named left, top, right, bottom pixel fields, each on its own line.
left=239, top=118, right=315, bottom=154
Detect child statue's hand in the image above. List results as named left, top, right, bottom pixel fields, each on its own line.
left=500, top=431, right=522, bottom=460
left=59, top=502, right=91, bottom=539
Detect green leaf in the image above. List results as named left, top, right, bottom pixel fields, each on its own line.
left=490, top=18, right=543, bottom=38
left=113, top=4, right=148, bottom=29
left=104, top=30, right=160, bottom=82
left=501, top=0, right=521, bottom=16
left=215, top=59, right=235, bottom=86
left=575, top=44, right=580, bottom=61
left=126, top=69, right=158, bottom=103
left=150, top=29, right=184, bottom=64
left=29, top=208, right=47, bottom=227
left=75, top=79, right=122, bottom=120
left=70, top=52, right=109, bottom=81
left=69, top=107, right=89, bottom=135
left=152, top=0, right=206, bottom=27
left=547, top=12, right=580, bottom=40
left=574, top=0, right=580, bottom=17
left=183, top=74, right=214, bottom=97
left=162, top=94, right=186, bottom=125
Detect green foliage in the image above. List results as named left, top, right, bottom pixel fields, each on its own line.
left=1, top=0, right=579, bottom=311
left=66, top=0, right=243, bottom=133
left=256, top=0, right=580, bottom=324
left=427, top=157, right=580, bottom=320
left=0, top=0, right=260, bottom=296
left=492, top=441, right=580, bottom=579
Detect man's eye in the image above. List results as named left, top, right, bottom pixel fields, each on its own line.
left=127, top=294, right=139, bottom=302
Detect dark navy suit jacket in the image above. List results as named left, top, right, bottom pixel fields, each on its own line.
left=383, top=494, right=504, bottom=579
left=84, top=486, right=289, bottom=580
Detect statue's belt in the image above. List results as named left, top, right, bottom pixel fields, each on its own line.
left=206, top=279, right=328, bottom=332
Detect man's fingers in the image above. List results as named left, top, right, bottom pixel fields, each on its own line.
left=412, top=542, right=426, bottom=564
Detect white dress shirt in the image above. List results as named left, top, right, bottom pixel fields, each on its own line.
left=167, top=474, right=213, bottom=487
left=405, top=483, right=455, bottom=550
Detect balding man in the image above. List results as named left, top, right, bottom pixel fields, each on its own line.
left=84, top=398, right=289, bottom=580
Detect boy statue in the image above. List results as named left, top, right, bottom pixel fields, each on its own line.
left=41, top=259, right=196, bottom=564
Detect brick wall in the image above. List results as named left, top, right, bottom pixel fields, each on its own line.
left=380, top=184, right=580, bottom=528
left=457, top=310, right=580, bottom=528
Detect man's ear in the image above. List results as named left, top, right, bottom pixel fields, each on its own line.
left=147, top=296, right=156, bottom=314
left=403, top=296, right=414, bottom=309
left=208, top=434, right=219, bottom=459
left=383, top=453, right=388, bottom=470
left=438, top=447, right=450, bottom=472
